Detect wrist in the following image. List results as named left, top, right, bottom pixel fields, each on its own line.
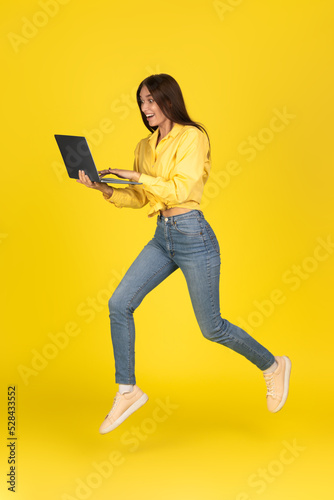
left=101, top=184, right=114, bottom=197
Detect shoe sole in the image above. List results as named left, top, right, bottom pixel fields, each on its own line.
left=100, top=393, right=149, bottom=434
left=272, top=356, right=291, bottom=413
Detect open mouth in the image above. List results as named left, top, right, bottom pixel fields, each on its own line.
left=146, top=114, right=155, bottom=120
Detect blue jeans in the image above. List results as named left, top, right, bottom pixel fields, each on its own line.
left=108, top=210, right=275, bottom=384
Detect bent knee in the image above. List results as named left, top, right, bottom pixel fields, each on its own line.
left=200, top=318, right=228, bottom=342
left=108, top=292, right=125, bottom=314
left=108, top=290, right=137, bottom=316
left=202, top=330, right=219, bottom=342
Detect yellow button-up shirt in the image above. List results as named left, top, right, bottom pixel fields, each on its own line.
left=103, top=122, right=211, bottom=218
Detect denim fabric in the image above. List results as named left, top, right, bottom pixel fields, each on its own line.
left=108, top=210, right=275, bottom=384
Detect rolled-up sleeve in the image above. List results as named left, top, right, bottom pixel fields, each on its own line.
left=102, top=142, right=149, bottom=209
left=138, top=128, right=210, bottom=205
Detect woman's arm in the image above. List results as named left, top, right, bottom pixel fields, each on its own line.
left=77, top=169, right=148, bottom=209
left=77, top=141, right=149, bottom=210
left=137, top=128, right=210, bottom=205
left=99, top=168, right=141, bottom=183
left=77, top=170, right=114, bottom=196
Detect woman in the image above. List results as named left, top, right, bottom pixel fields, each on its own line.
left=77, top=74, right=291, bottom=435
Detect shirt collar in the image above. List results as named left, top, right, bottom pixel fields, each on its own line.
left=148, top=122, right=184, bottom=146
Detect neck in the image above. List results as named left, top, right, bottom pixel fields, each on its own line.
left=158, top=121, right=174, bottom=141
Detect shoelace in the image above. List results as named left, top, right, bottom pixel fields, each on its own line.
left=263, top=372, right=276, bottom=397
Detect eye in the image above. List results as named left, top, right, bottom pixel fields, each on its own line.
left=149, top=99, right=154, bottom=103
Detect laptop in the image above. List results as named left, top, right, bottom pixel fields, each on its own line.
left=54, top=135, right=142, bottom=185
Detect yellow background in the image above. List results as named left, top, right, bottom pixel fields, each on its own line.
left=1, top=0, right=333, bottom=499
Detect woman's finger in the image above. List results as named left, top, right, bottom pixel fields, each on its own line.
left=109, top=169, right=131, bottom=179
left=77, top=170, right=102, bottom=190
left=78, top=170, right=91, bottom=187
left=84, top=174, right=93, bottom=186
left=98, top=169, right=111, bottom=176
left=78, top=170, right=86, bottom=182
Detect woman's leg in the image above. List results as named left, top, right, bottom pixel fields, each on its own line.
left=171, top=212, right=276, bottom=370
left=169, top=211, right=291, bottom=413
left=108, top=237, right=178, bottom=385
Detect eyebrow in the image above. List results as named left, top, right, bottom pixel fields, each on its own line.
left=139, top=94, right=153, bottom=99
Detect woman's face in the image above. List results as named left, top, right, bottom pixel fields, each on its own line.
left=139, top=85, right=172, bottom=129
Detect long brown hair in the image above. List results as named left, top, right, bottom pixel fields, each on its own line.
left=136, top=74, right=210, bottom=148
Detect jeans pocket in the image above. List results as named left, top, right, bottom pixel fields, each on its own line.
left=173, top=217, right=202, bottom=236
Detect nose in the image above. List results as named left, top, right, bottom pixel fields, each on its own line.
left=141, top=102, right=149, bottom=113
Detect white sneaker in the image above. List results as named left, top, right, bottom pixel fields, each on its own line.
left=263, top=356, right=291, bottom=413
left=99, top=385, right=148, bottom=434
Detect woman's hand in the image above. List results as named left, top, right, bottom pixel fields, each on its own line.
left=77, top=170, right=113, bottom=196
left=77, top=170, right=101, bottom=189
left=98, top=168, right=141, bottom=182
